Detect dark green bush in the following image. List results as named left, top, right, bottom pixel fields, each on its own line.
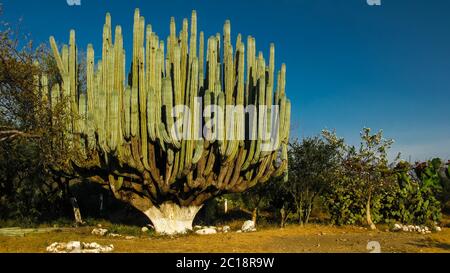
left=0, top=140, right=67, bottom=225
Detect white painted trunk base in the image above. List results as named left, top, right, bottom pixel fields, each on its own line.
left=144, top=202, right=202, bottom=235
left=70, top=197, right=84, bottom=225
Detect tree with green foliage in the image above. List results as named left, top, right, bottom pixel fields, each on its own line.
left=0, top=7, right=78, bottom=224
left=240, top=181, right=275, bottom=224
left=267, top=177, right=296, bottom=228
left=286, top=137, right=340, bottom=225
left=0, top=139, right=67, bottom=224
left=322, top=128, right=397, bottom=229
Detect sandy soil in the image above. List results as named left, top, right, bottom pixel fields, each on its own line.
left=0, top=224, right=449, bottom=253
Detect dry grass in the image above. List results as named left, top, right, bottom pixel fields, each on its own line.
left=0, top=223, right=449, bottom=253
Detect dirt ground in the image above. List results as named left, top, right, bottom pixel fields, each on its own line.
left=0, top=224, right=449, bottom=253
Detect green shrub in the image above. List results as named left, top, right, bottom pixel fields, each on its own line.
left=323, top=183, right=384, bottom=226
left=381, top=182, right=441, bottom=225
left=107, top=224, right=145, bottom=236
left=323, top=160, right=442, bottom=226
left=0, top=140, right=67, bottom=225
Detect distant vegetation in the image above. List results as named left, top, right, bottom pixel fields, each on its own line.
left=220, top=129, right=448, bottom=229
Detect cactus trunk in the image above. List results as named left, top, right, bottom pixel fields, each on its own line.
left=143, top=202, right=203, bottom=235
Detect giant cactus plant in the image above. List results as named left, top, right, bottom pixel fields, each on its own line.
left=42, top=9, right=290, bottom=234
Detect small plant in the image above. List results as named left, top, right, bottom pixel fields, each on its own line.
left=107, top=224, right=146, bottom=237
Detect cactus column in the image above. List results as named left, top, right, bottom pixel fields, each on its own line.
left=47, top=9, right=291, bottom=234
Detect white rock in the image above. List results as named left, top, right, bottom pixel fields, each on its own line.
left=236, top=230, right=242, bottom=233
left=141, top=226, right=149, bottom=232
left=241, top=220, right=256, bottom=232
left=82, top=249, right=100, bottom=253
left=195, top=228, right=217, bottom=235
left=99, top=244, right=114, bottom=252
left=66, top=241, right=81, bottom=252
left=433, top=226, right=442, bottom=232
left=47, top=242, right=58, bottom=249
left=83, top=242, right=101, bottom=249
left=91, top=228, right=108, bottom=236
left=194, top=225, right=202, bottom=230
left=47, top=241, right=114, bottom=253
left=392, top=223, right=402, bottom=231
left=424, top=226, right=429, bottom=232
left=425, top=230, right=431, bottom=234
left=46, top=242, right=63, bottom=253
left=222, top=226, right=231, bottom=233
left=402, top=226, right=409, bottom=232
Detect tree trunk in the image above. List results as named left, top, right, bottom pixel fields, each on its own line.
left=99, top=193, right=104, bottom=211
left=297, top=203, right=303, bottom=226
left=305, top=201, right=313, bottom=225
left=70, top=197, right=84, bottom=226
left=366, top=194, right=376, bottom=230
left=280, top=207, right=286, bottom=228
left=251, top=208, right=258, bottom=225
left=143, top=202, right=203, bottom=235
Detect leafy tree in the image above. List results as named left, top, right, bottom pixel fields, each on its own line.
left=322, top=128, right=397, bottom=229
left=240, top=180, right=280, bottom=224
left=286, top=137, right=340, bottom=225
left=0, top=7, right=78, bottom=224
left=267, top=177, right=296, bottom=228
left=0, top=139, right=66, bottom=224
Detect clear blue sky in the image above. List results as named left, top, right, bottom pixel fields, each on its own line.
left=2, top=0, right=450, bottom=162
